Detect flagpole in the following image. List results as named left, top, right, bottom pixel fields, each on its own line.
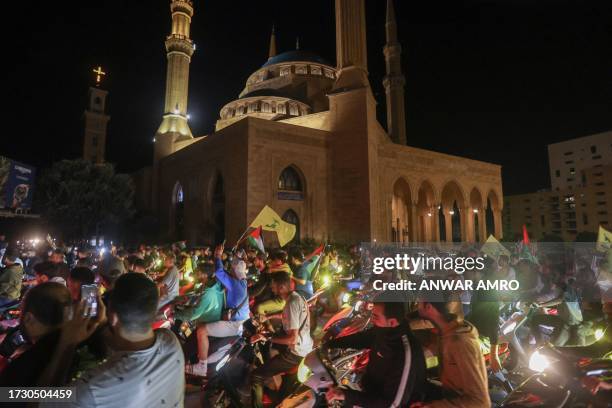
left=311, top=242, right=326, bottom=282
left=232, top=226, right=252, bottom=253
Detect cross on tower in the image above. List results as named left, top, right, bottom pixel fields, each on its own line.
left=92, top=66, right=106, bottom=85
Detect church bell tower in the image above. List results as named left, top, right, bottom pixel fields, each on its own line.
left=83, top=66, right=110, bottom=164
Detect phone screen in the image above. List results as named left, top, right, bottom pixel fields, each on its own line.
left=81, top=284, right=98, bottom=318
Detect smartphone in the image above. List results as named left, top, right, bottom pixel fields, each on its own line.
left=81, top=284, right=98, bottom=318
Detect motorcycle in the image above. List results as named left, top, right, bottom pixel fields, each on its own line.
left=501, top=341, right=612, bottom=407
left=278, top=346, right=364, bottom=408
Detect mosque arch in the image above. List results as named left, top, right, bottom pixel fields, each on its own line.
left=391, top=177, right=413, bottom=243
left=416, top=180, right=437, bottom=241
left=469, top=187, right=484, bottom=242
left=172, top=181, right=185, bottom=239
left=278, top=165, right=305, bottom=201
left=278, top=166, right=304, bottom=192
left=440, top=180, right=467, bottom=242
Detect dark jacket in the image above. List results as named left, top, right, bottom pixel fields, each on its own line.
left=327, top=322, right=426, bottom=407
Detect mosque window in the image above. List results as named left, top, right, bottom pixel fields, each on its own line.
left=280, top=65, right=291, bottom=76
left=262, top=102, right=271, bottom=113
left=295, top=65, right=307, bottom=75
left=277, top=104, right=286, bottom=114
left=324, top=69, right=335, bottom=79
left=311, top=65, right=322, bottom=75
left=278, top=166, right=303, bottom=192
left=289, top=104, right=298, bottom=115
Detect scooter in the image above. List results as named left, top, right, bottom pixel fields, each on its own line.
left=501, top=341, right=612, bottom=407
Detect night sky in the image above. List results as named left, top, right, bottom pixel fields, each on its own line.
left=3, top=0, right=611, bottom=195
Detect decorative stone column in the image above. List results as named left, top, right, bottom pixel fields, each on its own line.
left=494, top=209, right=503, bottom=239
left=479, top=207, right=487, bottom=242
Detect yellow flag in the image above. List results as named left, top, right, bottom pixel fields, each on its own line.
left=481, top=235, right=511, bottom=260
left=597, top=225, right=612, bottom=252
left=250, top=205, right=296, bottom=247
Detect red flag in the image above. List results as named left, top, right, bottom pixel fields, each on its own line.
left=305, top=244, right=325, bottom=261
left=522, top=224, right=530, bottom=245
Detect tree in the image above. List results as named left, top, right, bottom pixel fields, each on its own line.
left=37, top=159, right=134, bottom=241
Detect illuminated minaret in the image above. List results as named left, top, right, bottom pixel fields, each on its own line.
left=383, top=0, right=407, bottom=145
left=153, top=0, right=195, bottom=210
left=156, top=0, right=195, bottom=145
left=332, top=0, right=370, bottom=91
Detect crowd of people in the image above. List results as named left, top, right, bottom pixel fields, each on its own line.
left=0, top=232, right=610, bottom=407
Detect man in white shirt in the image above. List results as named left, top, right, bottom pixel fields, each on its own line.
left=249, top=271, right=312, bottom=408
left=158, top=253, right=180, bottom=308
left=40, top=273, right=185, bottom=408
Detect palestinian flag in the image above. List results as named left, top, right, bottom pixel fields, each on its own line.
left=247, top=226, right=265, bottom=254
left=522, top=224, right=530, bottom=245
left=306, top=244, right=325, bottom=261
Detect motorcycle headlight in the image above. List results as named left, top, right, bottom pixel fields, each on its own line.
left=594, top=328, right=604, bottom=341
left=529, top=350, right=551, bottom=372
left=502, top=321, right=517, bottom=336
left=342, top=293, right=352, bottom=304
left=297, top=358, right=312, bottom=383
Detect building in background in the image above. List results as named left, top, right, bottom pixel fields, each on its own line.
left=135, top=0, right=503, bottom=245
left=548, top=131, right=612, bottom=191
left=504, top=131, right=612, bottom=241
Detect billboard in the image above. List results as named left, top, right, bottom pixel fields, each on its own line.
left=0, top=155, right=36, bottom=210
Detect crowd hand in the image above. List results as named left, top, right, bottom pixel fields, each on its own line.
left=490, top=356, right=502, bottom=373
left=583, top=376, right=612, bottom=395
left=60, top=294, right=106, bottom=347
left=250, top=333, right=267, bottom=344
left=325, top=387, right=345, bottom=403
left=214, top=244, right=224, bottom=259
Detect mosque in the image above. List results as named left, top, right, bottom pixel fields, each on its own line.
left=133, top=0, right=504, bottom=245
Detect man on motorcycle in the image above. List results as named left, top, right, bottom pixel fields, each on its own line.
left=325, top=301, right=426, bottom=407
left=0, top=282, right=72, bottom=386
left=411, top=299, right=490, bottom=408
left=0, top=248, right=24, bottom=307
left=250, top=271, right=313, bottom=408
left=185, top=244, right=249, bottom=377
left=253, top=250, right=292, bottom=316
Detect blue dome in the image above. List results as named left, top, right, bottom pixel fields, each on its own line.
left=262, top=50, right=331, bottom=68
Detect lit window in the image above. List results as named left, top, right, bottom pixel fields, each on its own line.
left=280, top=66, right=291, bottom=76
left=311, top=65, right=322, bottom=75
left=278, top=167, right=303, bottom=191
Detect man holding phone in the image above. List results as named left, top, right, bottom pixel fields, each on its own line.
left=39, top=273, right=185, bottom=407
left=185, top=242, right=249, bottom=378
